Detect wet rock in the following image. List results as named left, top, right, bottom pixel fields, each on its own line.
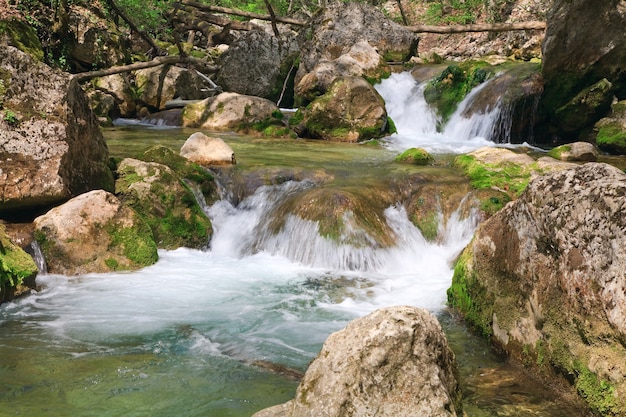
left=0, top=223, right=38, bottom=304
left=33, top=190, right=158, bottom=275
left=448, top=163, right=626, bottom=416
left=290, top=76, right=389, bottom=142
left=115, top=158, right=213, bottom=250
left=253, top=306, right=461, bottom=417
left=395, top=147, right=433, bottom=166
left=180, top=132, right=235, bottom=166
left=0, top=45, right=114, bottom=216
left=553, top=78, right=614, bottom=135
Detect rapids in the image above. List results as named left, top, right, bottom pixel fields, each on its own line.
left=0, top=71, right=588, bottom=417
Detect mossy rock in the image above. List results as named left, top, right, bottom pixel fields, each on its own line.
left=0, top=224, right=38, bottom=304
left=0, top=20, right=44, bottom=61
left=395, top=148, right=434, bottom=166
left=115, top=155, right=213, bottom=250
left=423, top=61, right=491, bottom=123
left=546, top=144, right=572, bottom=160
left=453, top=153, right=533, bottom=197
left=595, top=122, right=626, bottom=155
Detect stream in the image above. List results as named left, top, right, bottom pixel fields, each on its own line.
left=0, top=73, right=589, bottom=416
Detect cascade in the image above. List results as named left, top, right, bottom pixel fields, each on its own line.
left=375, top=71, right=518, bottom=152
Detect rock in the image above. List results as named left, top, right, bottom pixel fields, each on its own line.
left=0, top=223, right=38, bottom=304
left=546, top=142, right=598, bottom=162
left=553, top=78, right=614, bottom=135
left=295, top=41, right=387, bottom=103
left=182, top=92, right=282, bottom=133
left=447, top=163, right=626, bottom=415
left=0, top=19, right=43, bottom=61
left=594, top=99, right=626, bottom=154
left=0, top=45, right=114, bottom=216
left=115, top=157, right=213, bottom=250
left=290, top=76, right=389, bottom=142
left=89, top=73, right=136, bottom=118
left=295, top=2, right=418, bottom=90
left=180, top=132, right=235, bottom=166
left=216, top=29, right=299, bottom=105
left=395, top=147, right=433, bottom=166
left=33, top=190, right=158, bottom=275
left=135, top=65, right=211, bottom=111
left=253, top=306, right=461, bottom=417
left=540, top=0, right=626, bottom=142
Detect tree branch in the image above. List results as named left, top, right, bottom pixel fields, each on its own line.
left=406, top=21, right=546, bottom=33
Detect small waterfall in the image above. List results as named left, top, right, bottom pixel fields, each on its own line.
left=207, top=180, right=480, bottom=273
left=29, top=241, right=47, bottom=274
left=376, top=72, right=505, bottom=153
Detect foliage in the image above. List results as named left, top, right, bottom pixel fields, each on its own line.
left=574, top=362, right=620, bottom=416
left=425, top=0, right=515, bottom=25
left=3, top=109, right=18, bottom=126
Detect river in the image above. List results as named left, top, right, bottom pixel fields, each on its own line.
left=0, top=72, right=588, bottom=416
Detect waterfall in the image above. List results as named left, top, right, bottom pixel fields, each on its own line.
left=376, top=72, right=505, bottom=153
left=28, top=240, right=47, bottom=274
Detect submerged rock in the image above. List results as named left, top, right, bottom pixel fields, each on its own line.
left=33, top=190, right=158, bottom=275
left=253, top=306, right=461, bottom=417
left=448, top=163, right=626, bottom=415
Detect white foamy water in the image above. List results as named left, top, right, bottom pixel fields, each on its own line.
left=375, top=71, right=499, bottom=153
left=1, top=180, right=479, bottom=367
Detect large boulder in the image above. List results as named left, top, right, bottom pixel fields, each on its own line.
left=182, top=92, right=283, bottom=133
left=295, top=41, right=388, bottom=104
left=0, top=45, right=114, bottom=216
left=295, top=2, right=418, bottom=90
left=135, top=65, right=212, bottom=112
left=33, top=190, right=158, bottom=275
left=216, top=29, right=300, bottom=105
left=253, top=306, right=461, bottom=417
left=539, top=0, right=626, bottom=143
left=115, top=157, right=213, bottom=250
left=290, top=76, right=389, bottom=142
left=447, top=163, right=626, bottom=415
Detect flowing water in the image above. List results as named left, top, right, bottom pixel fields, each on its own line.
left=0, top=71, right=588, bottom=416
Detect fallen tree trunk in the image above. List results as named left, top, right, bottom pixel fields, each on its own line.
left=406, top=21, right=546, bottom=33
left=72, top=55, right=218, bottom=82
left=179, top=1, right=546, bottom=34
left=180, top=0, right=306, bottom=26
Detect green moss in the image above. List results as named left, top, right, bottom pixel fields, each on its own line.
left=0, top=20, right=44, bottom=61
left=454, top=154, right=531, bottom=196
left=447, top=248, right=494, bottom=338
left=574, top=363, right=619, bottom=416
left=104, top=258, right=120, bottom=270
left=596, top=123, right=626, bottom=154
left=547, top=145, right=571, bottom=160
left=106, top=222, right=158, bottom=267
left=395, top=148, right=434, bottom=166
left=424, top=62, right=491, bottom=123
left=0, top=225, right=38, bottom=301
left=386, top=117, right=397, bottom=135
left=414, top=210, right=439, bottom=241
left=478, top=192, right=511, bottom=216
left=288, top=109, right=304, bottom=126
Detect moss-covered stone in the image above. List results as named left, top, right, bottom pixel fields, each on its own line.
left=546, top=144, right=572, bottom=160
left=0, top=224, right=38, bottom=304
left=395, top=148, right=434, bottom=166
left=115, top=155, right=214, bottom=250
left=596, top=122, right=626, bottom=155
left=423, top=61, right=491, bottom=123
left=453, top=154, right=532, bottom=196
left=446, top=247, right=494, bottom=338
left=0, top=20, right=44, bottom=61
